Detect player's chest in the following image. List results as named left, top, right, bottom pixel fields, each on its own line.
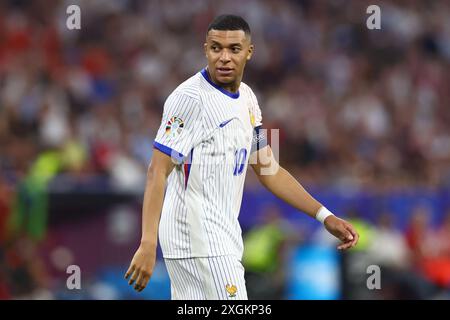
left=204, top=97, right=253, bottom=149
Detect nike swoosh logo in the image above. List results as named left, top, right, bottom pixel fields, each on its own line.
left=219, top=118, right=234, bottom=128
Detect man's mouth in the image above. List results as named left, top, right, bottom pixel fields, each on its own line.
left=217, top=67, right=233, bottom=76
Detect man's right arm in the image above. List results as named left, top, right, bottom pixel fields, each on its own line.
left=141, top=149, right=175, bottom=245
left=124, top=149, right=175, bottom=292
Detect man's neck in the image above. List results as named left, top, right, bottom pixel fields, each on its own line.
left=207, top=68, right=241, bottom=93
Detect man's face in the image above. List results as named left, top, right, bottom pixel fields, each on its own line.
left=204, top=29, right=253, bottom=86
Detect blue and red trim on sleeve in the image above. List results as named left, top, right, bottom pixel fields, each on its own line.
left=153, top=141, right=185, bottom=163
left=153, top=141, right=193, bottom=188
left=183, top=149, right=194, bottom=189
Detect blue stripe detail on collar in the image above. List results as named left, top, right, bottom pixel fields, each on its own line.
left=201, top=68, right=240, bottom=99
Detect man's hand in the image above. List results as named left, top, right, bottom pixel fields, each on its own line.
left=324, top=215, right=359, bottom=250
left=124, top=242, right=157, bottom=292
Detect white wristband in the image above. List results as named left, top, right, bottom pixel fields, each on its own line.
left=316, top=206, right=334, bottom=224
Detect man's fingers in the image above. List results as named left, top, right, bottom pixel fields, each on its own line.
left=346, top=224, right=357, bottom=237
left=124, top=265, right=135, bottom=280
left=338, top=226, right=353, bottom=242
left=128, top=268, right=140, bottom=285
left=137, top=276, right=150, bottom=292
left=141, top=274, right=151, bottom=291
left=133, top=270, right=152, bottom=292
left=337, top=241, right=353, bottom=250
left=139, top=281, right=148, bottom=292
left=134, top=272, right=145, bottom=291
left=330, top=220, right=359, bottom=251
left=345, top=224, right=359, bottom=247
left=351, top=230, right=359, bottom=247
left=337, top=228, right=359, bottom=250
left=344, top=229, right=354, bottom=241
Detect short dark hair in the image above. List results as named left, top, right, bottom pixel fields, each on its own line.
left=207, top=14, right=251, bottom=37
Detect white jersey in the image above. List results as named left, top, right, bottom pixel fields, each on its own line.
left=154, top=68, right=265, bottom=260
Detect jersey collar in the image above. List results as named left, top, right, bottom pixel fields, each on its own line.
left=201, top=68, right=240, bottom=99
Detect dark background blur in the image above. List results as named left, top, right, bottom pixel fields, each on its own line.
left=0, top=0, right=450, bottom=299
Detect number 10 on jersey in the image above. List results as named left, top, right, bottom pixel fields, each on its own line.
left=233, top=148, right=248, bottom=176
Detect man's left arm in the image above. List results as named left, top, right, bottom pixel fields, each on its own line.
left=250, top=145, right=359, bottom=250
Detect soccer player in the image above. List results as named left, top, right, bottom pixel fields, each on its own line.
left=125, top=14, right=359, bottom=300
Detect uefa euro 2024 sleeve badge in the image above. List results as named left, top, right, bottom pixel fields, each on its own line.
left=165, top=116, right=184, bottom=138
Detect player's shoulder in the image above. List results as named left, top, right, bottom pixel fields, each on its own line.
left=240, top=81, right=257, bottom=97
left=240, top=80, right=251, bottom=90
left=239, top=81, right=258, bottom=103
left=169, top=72, right=203, bottom=102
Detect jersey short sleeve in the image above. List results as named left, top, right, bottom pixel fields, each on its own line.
left=249, top=88, right=263, bottom=128
left=153, top=92, right=202, bottom=163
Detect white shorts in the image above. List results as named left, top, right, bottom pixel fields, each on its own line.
left=164, top=255, right=248, bottom=300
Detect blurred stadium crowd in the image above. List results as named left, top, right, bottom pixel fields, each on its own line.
left=0, top=0, right=450, bottom=299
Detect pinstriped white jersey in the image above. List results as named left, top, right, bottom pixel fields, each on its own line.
left=153, top=68, right=264, bottom=260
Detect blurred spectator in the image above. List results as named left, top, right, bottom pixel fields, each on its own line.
left=368, top=211, right=436, bottom=299
left=0, top=235, right=52, bottom=299
left=419, top=210, right=450, bottom=290
left=434, top=211, right=450, bottom=258
left=369, top=211, right=409, bottom=269
left=405, top=205, right=435, bottom=265
left=242, top=204, right=298, bottom=299
left=0, top=175, right=14, bottom=244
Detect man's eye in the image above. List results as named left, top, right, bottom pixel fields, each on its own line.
left=212, top=46, right=220, bottom=51
left=232, top=47, right=241, bottom=53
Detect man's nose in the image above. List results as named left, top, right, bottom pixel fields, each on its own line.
left=220, top=49, right=231, bottom=63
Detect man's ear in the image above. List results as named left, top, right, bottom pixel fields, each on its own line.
left=247, top=44, right=254, bottom=61
left=204, top=42, right=208, bottom=58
